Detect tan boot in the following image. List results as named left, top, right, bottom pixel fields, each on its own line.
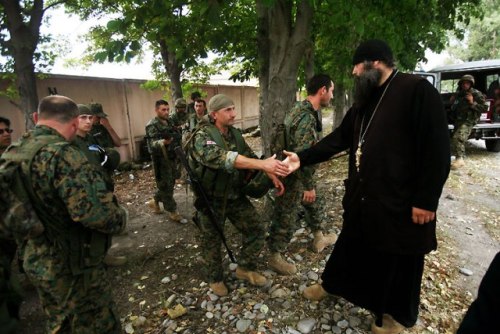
left=303, top=284, right=328, bottom=301
left=104, top=254, right=127, bottom=266
left=450, top=157, right=465, bottom=170
left=235, top=267, right=268, bottom=286
left=168, top=211, right=183, bottom=222
left=147, top=199, right=162, bottom=214
left=268, top=252, right=297, bottom=275
left=371, top=314, right=406, bottom=334
left=312, top=231, right=338, bottom=253
left=209, top=281, right=228, bottom=297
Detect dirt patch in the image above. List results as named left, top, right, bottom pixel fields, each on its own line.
left=16, top=137, right=500, bottom=334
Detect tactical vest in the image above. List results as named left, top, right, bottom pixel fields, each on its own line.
left=188, top=121, right=246, bottom=198
left=4, top=133, right=111, bottom=276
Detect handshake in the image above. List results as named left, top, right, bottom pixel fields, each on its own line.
left=252, top=150, right=301, bottom=197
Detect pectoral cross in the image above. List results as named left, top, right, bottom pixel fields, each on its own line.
left=355, top=143, right=362, bottom=172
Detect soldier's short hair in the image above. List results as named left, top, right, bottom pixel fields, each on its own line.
left=191, top=91, right=201, bottom=101
left=195, top=99, right=206, bottom=108
left=306, top=74, right=333, bottom=96
left=37, top=95, right=79, bottom=123
left=155, top=99, right=169, bottom=109
left=0, top=116, right=10, bottom=127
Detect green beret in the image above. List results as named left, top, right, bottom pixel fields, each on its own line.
left=77, top=104, right=93, bottom=116
left=89, top=103, right=108, bottom=118
left=208, top=94, right=234, bottom=112
left=175, top=98, right=187, bottom=108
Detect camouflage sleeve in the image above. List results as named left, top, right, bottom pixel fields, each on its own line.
left=472, top=90, right=488, bottom=113
left=292, top=114, right=317, bottom=190
left=145, top=123, right=165, bottom=155
left=170, top=110, right=189, bottom=126
left=190, top=129, right=238, bottom=173
left=52, top=145, right=126, bottom=234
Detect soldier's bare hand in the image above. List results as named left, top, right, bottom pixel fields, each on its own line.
left=266, top=173, right=285, bottom=196
left=411, top=207, right=435, bottom=224
left=465, top=93, right=474, bottom=104
left=282, top=150, right=300, bottom=174
left=302, top=189, right=316, bottom=203
left=163, top=138, right=173, bottom=145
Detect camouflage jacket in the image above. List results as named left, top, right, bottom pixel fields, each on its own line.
left=89, top=123, right=115, bottom=148
left=188, top=119, right=257, bottom=199
left=450, top=88, right=487, bottom=125
left=285, top=100, right=321, bottom=190
left=145, top=112, right=187, bottom=159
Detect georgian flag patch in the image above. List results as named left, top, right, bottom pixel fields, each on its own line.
left=206, top=140, right=217, bottom=145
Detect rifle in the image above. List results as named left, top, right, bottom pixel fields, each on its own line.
left=174, top=146, right=236, bottom=263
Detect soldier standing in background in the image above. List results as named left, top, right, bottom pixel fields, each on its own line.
left=449, top=74, right=487, bottom=170
left=187, top=99, right=207, bottom=131
left=89, top=103, right=122, bottom=148
left=3, top=95, right=127, bottom=333
left=187, top=91, right=202, bottom=121
left=72, top=104, right=126, bottom=266
left=268, top=74, right=338, bottom=276
left=0, top=116, right=13, bottom=155
left=145, top=98, right=188, bottom=222
left=186, top=94, right=287, bottom=297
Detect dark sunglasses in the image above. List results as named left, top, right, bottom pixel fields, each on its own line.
left=0, top=128, right=13, bottom=135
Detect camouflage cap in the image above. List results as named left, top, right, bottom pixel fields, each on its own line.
left=90, top=103, right=108, bottom=118
left=175, top=98, right=187, bottom=108
left=458, top=74, right=475, bottom=86
left=208, top=94, right=234, bottom=112
left=77, top=104, right=93, bottom=116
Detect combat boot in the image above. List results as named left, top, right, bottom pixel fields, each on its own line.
left=168, top=211, right=186, bottom=223
left=268, top=253, right=297, bottom=275
left=209, top=281, right=228, bottom=297
left=303, top=283, right=328, bottom=301
left=450, top=157, right=465, bottom=170
left=371, top=314, right=406, bottom=334
left=104, top=254, right=127, bottom=266
left=235, top=267, right=268, bottom=286
left=147, top=199, right=162, bottom=214
left=312, top=231, right=338, bottom=253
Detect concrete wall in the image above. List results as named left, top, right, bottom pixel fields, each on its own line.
left=0, top=74, right=259, bottom=161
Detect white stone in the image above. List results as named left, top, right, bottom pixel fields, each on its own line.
left=297, top=318, right=316, bottom=334
left=459, top=268, right=473, bottom=276
left=236, top=319, right=252, bottom=332
left=161, top=276, right=171, bottom=284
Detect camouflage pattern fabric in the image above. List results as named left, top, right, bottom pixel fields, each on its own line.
left=450, top=88, right=487, bottom=158
left=90, top=123, right=115, bottom=149
left=268, top=100, right=327, bottom=253
left=188, top=121, right=264, bottom=282
left=145, top=111, right=187, bottom=212
left=11, top=125, right=126, bottom=333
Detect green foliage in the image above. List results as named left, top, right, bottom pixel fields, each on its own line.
left=447, top=0, right=499, bottom=61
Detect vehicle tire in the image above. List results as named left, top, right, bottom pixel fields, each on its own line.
left=485, top=139, right=500, bottom=152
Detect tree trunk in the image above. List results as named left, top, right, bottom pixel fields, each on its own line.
left=1, top=0, right=44, bottom=129
left=332, top=82, right=350, bottom=131
left=256, top=0, right=313, bottom=156
left=159, top=39, right=183, bottom=101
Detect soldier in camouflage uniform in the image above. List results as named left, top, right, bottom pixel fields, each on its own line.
left=3, top=95, right=127, bottom=333
left=145, top=98, right=188, bottom=222
left=186, top=99, right=207, bottom=132
left=268, top=74, right=338, bottom=275
left=449, top=74, right=487, bottom=169
left=73, top=104, right=126, bottom=267
left=89, top=103, right=121, bottom=148
left=187, top=94, right=287, bottom=296
left=0, top=116, right=21, bottom=333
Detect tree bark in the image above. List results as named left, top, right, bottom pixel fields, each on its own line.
left=256, top=0, right=313, bottom=156
left=159, top=39, right=183, bottom=101
left=332, top=82, right=350, bottom=131
left=1, top=0, right=45, bottom=129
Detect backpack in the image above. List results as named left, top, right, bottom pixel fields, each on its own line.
left=0, top=135, right=61, bottom=242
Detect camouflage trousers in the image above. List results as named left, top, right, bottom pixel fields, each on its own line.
left=268, top=177, right=326, bottom=253
left=23, top=238, right=120, bottom=334
left=152, top=154, right=181, bottom=212
left=451, top=122, right=474, bottom=158
left=196, top=195, right=266, bottom=283
left=0, top=239, right=22, bottom=334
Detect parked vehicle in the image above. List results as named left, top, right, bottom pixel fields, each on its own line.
left=424, top=59, right=500, bottom=152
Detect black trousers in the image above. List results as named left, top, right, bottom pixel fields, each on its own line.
left=321, top=230, right=424, bottom=327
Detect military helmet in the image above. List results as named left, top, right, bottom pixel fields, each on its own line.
left=242, top=170, right=274, bottom=198
left=458, top=74, right=475, bottom=86
left=77, top=104, right=93, bottom=116
left=89, top=103, right=108, bottom=118
left=175, top=98, right=187, bottom=108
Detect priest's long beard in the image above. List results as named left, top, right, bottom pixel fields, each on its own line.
left=353, top=65, right=382, bottom=107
